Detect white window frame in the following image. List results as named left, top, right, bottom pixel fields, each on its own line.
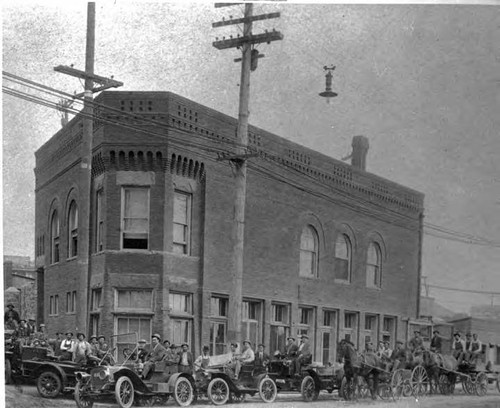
left=334, top=234, right=352, bottom=283
left=210, top=295, right=229, bottom=355
left=299, top=225, right=319, bottom=278
left=173, top=190, right=192, bottom=255
left=121, top=187, right=150, bottom=250
left=68, top=200, right=78, bottom=258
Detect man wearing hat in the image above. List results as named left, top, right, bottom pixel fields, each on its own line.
left=74, top=333, right=93, bottom=364
left=178, top=343, right=193, bottom=374
left=194, top=346, right=212, bottom=372
left=408, top=330, right=424, bottom=354
left=4, top=303, right=20, bottom=325
left=88, top=335, right=99, bottom=357
left=17, top=319, right=30, bottom=342
left=452, top=332, right=466, bottom=364
left=284, top=336, right=298, bottom=358
left=254, top=344, right=270, bottom=368
left=430, top=330, right=442, bottom=354
left=469, top=333, right=482, bottom=364
left=292, top=335, right=312, bottom=377
left=26, top=318, right=37, bottom=338
left=60, top=332, right=75, bottom=361
left=233, top=340, right=254, bottom=380
left=390, top=340, right=407, bottom=372
left=142, top=334, right=167, bottom=379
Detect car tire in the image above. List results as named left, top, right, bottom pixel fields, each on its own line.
left=115, top=376, right=134, bottom=408
left=301, top=375, right=319, bottom=402
left=173, top=376, right=194, bottom=407
left=258, top=377, right=277, bottom=403
left=37, top=370, right=62, bottom=398
left=207, top=377, right=230, bottom=405
left=75, top=381, right=94, bottom=408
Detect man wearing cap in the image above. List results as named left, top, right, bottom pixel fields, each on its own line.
left=292, top=335, right=312, bottom=377
left=430, top=330, right=442, bottom=354
left=452, top=332, right=466, bottom=365
left=254, top=344, right=270, bottom=368
left=74, top=333, right=93, bottom=364
left=137, top=339, right=150, bottom=363
left=142, top=334, right=167, bottom=379
left=60, top=332, right=76, bottom=361
left=409, top=331, right=425, bottom=356
left=4, top=303, right=20, bottom=325
left=284, top=337, right=299, bottom=358
left=194, top=346, right=212, bottom=372
left=178, top=343, right=193, bottom=374
left=234, top=340, right=254, bottom=380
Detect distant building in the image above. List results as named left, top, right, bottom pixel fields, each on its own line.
left=470, top=304, right=500, bottom=321
left=34, top=91, right=425, bottom=362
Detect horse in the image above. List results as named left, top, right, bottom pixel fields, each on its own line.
left=338, top=341, right=383, bottom=400
left=422, top=350, right=458, bottom=394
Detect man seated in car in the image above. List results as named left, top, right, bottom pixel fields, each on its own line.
left=292, top=335, right=312, bottom=377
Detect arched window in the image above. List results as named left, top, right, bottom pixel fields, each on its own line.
left=68, top=201, right=78, bottom=258
left=334, top=234, right=352, bottom=282
left=366, top=242, right=382, bottom=288
left=299, top=225, right=319, bottom=277
left=50, top=210, right=60, bottom=264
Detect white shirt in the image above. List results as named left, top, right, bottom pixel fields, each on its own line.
left=240, top=347, right=255, bottom=363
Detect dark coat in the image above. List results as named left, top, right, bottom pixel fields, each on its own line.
left=254, top=351, right=270, bottom=367
left=285, top=343, right=299, bottom=357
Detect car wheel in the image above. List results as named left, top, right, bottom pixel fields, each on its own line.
left=5, top=359, right=12, bottom=385
left=115, top=376, right=134, bottom=408
left=258, top=377, right=277, bottom=403
left=174, top=376, right=194, bottom=407
left=207, top=378, right=230, bottom=405
left=75, top=381, right=94, bottom=408
left=37, top=371, right=62, bottom=398
left=301, top=375, right=319, bottom=402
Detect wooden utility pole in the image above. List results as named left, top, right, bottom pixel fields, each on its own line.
left=54, top=2, right=122, bottom=335
left=212, top=4, right=283, bottom=345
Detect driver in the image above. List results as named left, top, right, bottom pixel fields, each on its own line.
left=141, top=334, right=166, bottom=380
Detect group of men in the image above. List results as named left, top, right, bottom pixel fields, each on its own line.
left=451, top=331, right=482, bottom=365
left=283, top=334, right=313, bottom=377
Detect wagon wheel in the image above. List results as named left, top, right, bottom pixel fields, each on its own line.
left=75, top=381, right=94, bottom=408
left=391, top=369, right=404, bottom=399
left=357, top=376, right=370, bottom=399
left=340, top=376, right=354, bottom=401
left=207, top=378, right=230, bottom=406
left=461, top=375, right=474, bottom=395
left=115, top=376, right=135, bottom=408
left=174, top=376, right=194, bottom=407
left=301, top=375, right=319, bottom=402
left=438, top=374, right=452, bottom=395
left=474, top=372, right=488, bottom=397
left=229, top=392, right=246, bottom=403
left=410, top=365, right=429, bottom=397
left=258, top=377, right=277, bottom=403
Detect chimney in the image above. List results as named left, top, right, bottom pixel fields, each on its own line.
left=351, top=135, right=369, bottom=171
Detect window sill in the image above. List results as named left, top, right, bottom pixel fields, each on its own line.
left=334, top=279, right=351, bottom=285
left=66, top=256, right=77, bottom=262
left=299, top=275, right=318, bottom=280
left=366, top=285, right=382, bottom=291
left=66, top=312, right=76, bottom=315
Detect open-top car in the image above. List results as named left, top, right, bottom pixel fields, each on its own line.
left=267, top=353, right=344, bottom=401
left=74, top=333, right=195, bottom=408
left=5, top=338, right=112, bottom=398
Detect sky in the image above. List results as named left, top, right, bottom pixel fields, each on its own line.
left=2, top=1, right=500, bottom=313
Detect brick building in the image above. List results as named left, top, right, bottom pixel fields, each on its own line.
left=34, top=91, right=424, bottom=363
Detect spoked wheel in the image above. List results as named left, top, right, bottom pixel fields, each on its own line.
left=438, top=374, right=452, bottom=395
left=115, top=376, right=134, bottom=408
left=229, top=392, right=246, bottom=403
left=357, top=376, right=370, bottom=399
left=174, top=376, right=194, bottom=407
left=340, top=376, right=355, bottom=401
left=258, top=377, right=277, bottom=403
left=474, top=372, right=488, bottom=396
left=461, top=376, right=474, bottom=395
left=301, top=375, right=319, bottom=402
left=377, top=384, right=393, bottom=400
left=37, top=371, right=63, bottom=398
left=75, top=381, right=94, bottom=408
left=207, top=378, right=230, bottom=406
left=391, top=370, right=404, bottom=399
left=411, top=365, right=429, bottom=397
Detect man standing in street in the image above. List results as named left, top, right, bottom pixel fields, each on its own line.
left=74, top=333, right=93, bottom=364
left=142, top=334, right=166, bottom=379
left=178, top=343, right=193, bottom=374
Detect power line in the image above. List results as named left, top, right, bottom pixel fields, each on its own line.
left=426, top=284, right=500, bottom=296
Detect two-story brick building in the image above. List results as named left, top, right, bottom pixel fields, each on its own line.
left=34, top=91, right=424, bottom=363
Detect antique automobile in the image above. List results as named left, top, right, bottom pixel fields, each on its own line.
left=74, top=334, right=195, bottom=408
left=5, top=339, right=110, bottom=398
left=266, top=353, right=344, bottom=401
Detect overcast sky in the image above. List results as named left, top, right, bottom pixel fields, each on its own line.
left=2, top=2, right=499, bottom=313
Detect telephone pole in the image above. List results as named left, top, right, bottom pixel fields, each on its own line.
left=54, top=2, right=122, bottom=334
left=212, top=3, right=283, bottom=345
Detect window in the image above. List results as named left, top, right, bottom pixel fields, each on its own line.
left=383, top=316, right=395, bottom=333
left=169, top=293, right=192, bottom=314
left=49, top=295, right=59, bottom=316
left=96, top=189, right=104, bottom=252
left=90, top=314, right=100, bottom=337
left=334, top=234, right=351, bottom=282
left=323, top=310, right=336, bottom=327
left=365, top=314, right=377, bottom=331
left=68, top=201, right=78, bottom=258
left=299, top=307, right=313, bottom=325
left=299, top=225, right=319, bottom=277
left=366, top=242, right=382, bottom=288
left=116, top=289, right=153, bottom=312
left=242, top=300, right=262, bottom=348
left=210, top=296, right=228, bottom=317
left=91, top=288, right=102, bottom=311
left=50, top=210, right=60, bottom=264
left=169, top=292, right=193, bottom=348
left=116, top=316, right=151, bottom=362
left=122, top=187, right=149, bottom=249
left=66, top=291, right=76, bottom=313
left=173, top=191, right=192, bottom=255
left=344, top=312, right=357, bottom=329
left=270, top=303, right=290, bottom=354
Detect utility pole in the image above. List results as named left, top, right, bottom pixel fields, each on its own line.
left=212, top=4, right=283, bottom=345
left=54, top=2, right=122, bottom=334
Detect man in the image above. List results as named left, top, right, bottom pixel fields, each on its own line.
left=17, top=319, right=30, bottom=344
left=4, top=303, right=20, bottom=325
left=468, top=333, right=482, bottom=364
left=60, top=332, right=75, bottom=361
left=254, top=344, right=270, bottom=368
left=376, top=341, right=385, bottom=358
left=53, top=332, right=65, bottom=356
left=96, top=335, right=113, bottom=363
left=27, top=318, right=37, bottom=339
left=5, top=316, right=18, bottom=332
left=178, top=343, right=193, bottom=374
left=366, top=341, right=376, bottom=354
left=137, top=339, right=150, bottom=363
left=34, top=324, right=49, bottom=343
left=89, top=335, right=99, bottom=357
left=383, top=341, right=393, bottom=360
left=163, top=343, right=179, bottom=376
left=430, top=330, right=442, bottom=354
left=390, top=340, right=407, bottom=372
left=234, top=340, right=255, bottom=380
left=142, top=334, right=167, bottom=380
left=194, top=346, right=211, bottom=372
left=284, top=337, right=299, bottom=358
left=451, top=332, right=466, bottom=365
left=74, top=333, right=93, bottom=364
left=408, top=331, right=424, bottom=354
left=293, top=335, right=312, bottom=377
